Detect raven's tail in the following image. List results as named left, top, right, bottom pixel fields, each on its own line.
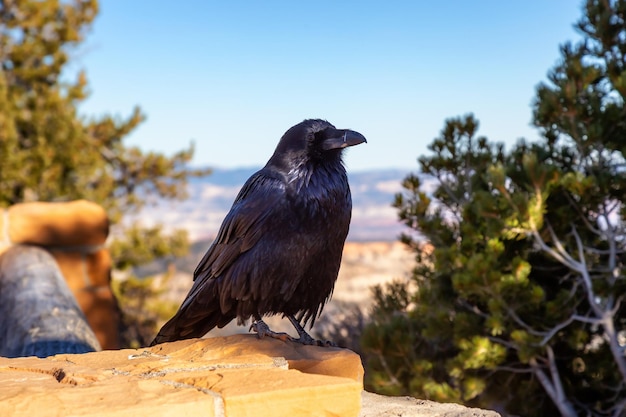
left=149, top=311, right=204, bottom=347
left=149, top=280, right=236, bottom=346
left=149, top=307, right=236, bottom=347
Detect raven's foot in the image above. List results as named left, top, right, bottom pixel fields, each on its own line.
left=250, top=319, right=291, bottom=342
left=290, top=333, right=337, bottom=347
left=288, top=316, right=337, bottom=347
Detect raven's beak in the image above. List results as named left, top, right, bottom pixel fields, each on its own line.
left=322, top=130, right=367, bottom=151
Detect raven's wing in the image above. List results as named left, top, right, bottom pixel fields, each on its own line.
left=185, top=170, right=286, bottom=305
left=150, top=169, right=287, bottom=344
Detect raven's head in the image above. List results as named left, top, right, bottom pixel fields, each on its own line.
left=268, top=119, right=366, bottom=170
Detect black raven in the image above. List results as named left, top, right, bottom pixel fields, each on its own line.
left=150, top=119, right=366, bottom=346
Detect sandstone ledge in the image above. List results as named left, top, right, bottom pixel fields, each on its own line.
left=0, top=335, right=500, bottom=417
left=0, top=334, right=363, bottom=417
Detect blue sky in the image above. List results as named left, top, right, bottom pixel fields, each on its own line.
left=73, top=1, right=583, bottom=172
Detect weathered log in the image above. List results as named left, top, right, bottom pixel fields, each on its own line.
left=0, top=245, right=101, bottom=358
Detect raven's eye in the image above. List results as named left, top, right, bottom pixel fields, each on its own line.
left=312, top=130, right=326, bottom=144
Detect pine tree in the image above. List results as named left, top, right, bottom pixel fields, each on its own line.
left=362, top=1, right=626, bottom=416
left=0, top=0, right=208, bottom=221
left=0, top=0, right=210, bottom=347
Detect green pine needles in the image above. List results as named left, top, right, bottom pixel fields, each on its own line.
left=362, top=2, right=626, bottom=416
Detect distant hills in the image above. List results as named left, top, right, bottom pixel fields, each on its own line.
left=136, top=167, right=422, bottom=242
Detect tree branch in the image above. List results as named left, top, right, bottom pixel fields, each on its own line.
left=376, top=352, right=402, bottom=387
left=600, top=313, right=626, bottom=383
left=531, top=228, right=578, bottom=271
left=504, top=306, right=545, bottom=337
left=564, top=191, right=602, bottom=236
left=549, top=223, right=583, bottom=271
left=487, top=336, right=519, bottom=351
left=529, top=350, right=577, bottom=417
left=599, top=200, right=620, bottom=287
left=493, top=365, right=534, bottom=374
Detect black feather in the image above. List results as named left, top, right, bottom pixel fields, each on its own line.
left=150, top=119, right=366, bottom=346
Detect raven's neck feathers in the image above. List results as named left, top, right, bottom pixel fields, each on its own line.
left=265, top=152, right=346, bottom=192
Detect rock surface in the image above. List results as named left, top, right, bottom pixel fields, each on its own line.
left=0, top=335, right=363, bottom=417
left=360, top=391, right=501, bottom=417
left=0, top=335, right=500, bottom=417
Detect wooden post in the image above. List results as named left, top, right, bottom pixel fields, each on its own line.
left=0, top=245, right=101, bottom=358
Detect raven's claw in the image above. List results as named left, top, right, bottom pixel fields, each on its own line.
left=250, top=319, right=291, bottom=342
left=249, top=317, right=337, bottom=347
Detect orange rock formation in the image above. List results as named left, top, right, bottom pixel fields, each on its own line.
left=0, top=335, right=364, bottom=417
